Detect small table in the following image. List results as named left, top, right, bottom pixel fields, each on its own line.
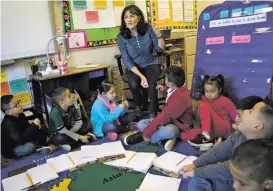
left=31, top=64, right=110, bottom=123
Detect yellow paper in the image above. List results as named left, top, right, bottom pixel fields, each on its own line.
left=1, top=72, right=8, bottom=82
left=113, top=0, right=124, bottom=7
left=14, top=91, right=31, bottom=106
left=94, top=0, right=107, bottom=8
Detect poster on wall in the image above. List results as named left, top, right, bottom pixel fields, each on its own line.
left=67, top=31, right=88, bottom=50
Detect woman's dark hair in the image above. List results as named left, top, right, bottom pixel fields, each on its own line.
left=98, top=79, right=114, bottom=94
left=119, top=5, right=148, bottom=39
left=203, top=74, right=226, bottom=95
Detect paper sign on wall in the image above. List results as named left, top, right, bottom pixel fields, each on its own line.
left=232, top=35, right=251, bottom=43
left=67, top=31, right=87, bottom=50
left=1, top=82, right=10, bottom=96
left=14, top=92, right=31, bottom=106
left=73, top=0, right=87, bottom=8
left=85, top=11, right=99, bottom=23
left=9, top=78, right=29, bottom=94
left=206, top=36, right=225, bottom=45
left=113, top=0, right=124, bottom=7
left=94, top=0, right=107, bottom=8
left=1, top=72, right=8, bottom=82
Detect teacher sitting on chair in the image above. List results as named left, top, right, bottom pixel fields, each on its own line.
left=117, top=5, right=165, bottom=118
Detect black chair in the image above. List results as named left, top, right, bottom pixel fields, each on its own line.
left=114, top=52, right=171, bottom=113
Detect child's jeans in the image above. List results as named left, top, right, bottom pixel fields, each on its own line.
left=13, top=142, right=36, bottom=157
left=137, top=118, right=180, bottom=144
left=102, top=114, right=133, bottom=134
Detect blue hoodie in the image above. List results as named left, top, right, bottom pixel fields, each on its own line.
left=90, top=96, right=127, bottom=137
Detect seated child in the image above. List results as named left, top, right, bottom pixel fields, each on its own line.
left=49, top=87, right=95, bottom=151
left=124, top=66, right=194, bottom=151
left=230, top=139, right=273, bottom=191
left=189, top=74, right=236, bottom=147
left=181, top=99, right=273, bottom=191
left=1, top=95, right=52, bottom=158
left=91, top=80, right=130, bottom=138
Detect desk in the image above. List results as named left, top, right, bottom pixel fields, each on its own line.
left=31, top=64, right=110, bottom=123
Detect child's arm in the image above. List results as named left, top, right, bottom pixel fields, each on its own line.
left=51, top=109, right=81, bottom=141
left=95, top=101, right=125, bottom=123
left=194, top=161, right=232, bottom=180
left=226, top=99, right=237, bottom=122
left=193, top=131, right=240, bottom=168
left=142, top=96, right=190, bottom=138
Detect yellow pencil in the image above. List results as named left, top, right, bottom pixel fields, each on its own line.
left=125, top=152, right=137, bottom=164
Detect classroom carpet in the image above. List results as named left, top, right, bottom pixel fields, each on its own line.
left=1, top=137, right=203, bottom=191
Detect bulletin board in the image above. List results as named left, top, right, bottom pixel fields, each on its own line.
left=148, top=0, right=197, bottom=29
left=190, top=1, right=273, bottom=105
left=62, top=0, right=148, bottom=48
left=1, top=63, right=32, bottom=107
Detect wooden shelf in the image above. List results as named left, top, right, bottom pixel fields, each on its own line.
left=165, top=48, right=184, bottom=55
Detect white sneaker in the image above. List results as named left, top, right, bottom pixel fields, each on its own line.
left=60, top=145, right=71, bottom=151
left=164, top=138, right=176, bottom=151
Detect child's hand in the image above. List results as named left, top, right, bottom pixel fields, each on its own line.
left=181, top=163, right=195, bottom=173
left=156, top=85, right=165, bottom=91
left=33, top=118, right=41, bottom=128
left=143, top=136, right=151, bottom=143
left=80, top=135, right=90, bottom=143
left=123, top=100, right=129, bottom=107
left=119, top=102, right=126, bottom=109
left=183, top=170, right=194, bottom=178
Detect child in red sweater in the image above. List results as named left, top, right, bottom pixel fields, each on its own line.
left=189, top=74, right=236, bottom=148
left=123, top=66, right=194, bottom=151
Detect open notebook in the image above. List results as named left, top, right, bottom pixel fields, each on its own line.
left=104, top=151, right=157, bottom=173
left=136, top=173, right=181, bottom=191
left=2, top=164, right=59, bottom=191
left=152, top=151, right=197, bottom=176
left=81, top=141, right=126, bottom=162
left=47, top=151, right=97, bottom=173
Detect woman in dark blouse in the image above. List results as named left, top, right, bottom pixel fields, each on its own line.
left=117, top=5, right=165, bottom=117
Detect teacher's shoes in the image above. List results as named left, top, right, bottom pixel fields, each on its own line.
left=124, top=132, right=144, bottom=145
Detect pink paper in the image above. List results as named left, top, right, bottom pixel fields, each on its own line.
left=85, top=11, right=99, bottom=23
left=206, top=37, right=225, bottom=45
left=232, top=35, right=251, bottom=43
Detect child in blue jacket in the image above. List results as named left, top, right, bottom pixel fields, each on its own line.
left=91, top=80, right=129, bottom=137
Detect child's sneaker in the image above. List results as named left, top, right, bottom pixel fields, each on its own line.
left=188, top=133, right=214, bottom=147
left=60, top=144, right=71, bottom=151
left=87, top=133, right=97, bottom=142
left=164, top=138, right=176, bottom=151
left=124, top=132, right=144, bottom=145
left=36, top=146, right=52, bottom=155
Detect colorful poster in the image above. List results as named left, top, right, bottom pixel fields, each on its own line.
left=1, top=71, right=8, bottom=82
left=14, top=91, right=31, bottom=106
left=113, top=0, right=124, bottom=7
left=9, top=78, right=29, bottom=94
left=73, top=0, right=87, bottom=9
left=85, top=11, right=99, bottom=23
left=1, top=82, right=10, bottom=96
left=67, top=31, right=88, bottom=50
left=94, top=0, right=107, bottom=8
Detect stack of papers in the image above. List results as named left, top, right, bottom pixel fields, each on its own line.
left=105, top=151, right=157, bottom=173
left=81, top=141, right=126, bottom=159
left=153, top=151, right=197, bottom=175
left=2, top=164, right=59, bottom=191
left=137, top=173, right=181, bottom=191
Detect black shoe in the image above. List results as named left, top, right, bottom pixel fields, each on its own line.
left=188, top=134, right=214, bottom=147
left=124, top=132, right=144, bottom=145
left=87, top=133, right=97, bottom=142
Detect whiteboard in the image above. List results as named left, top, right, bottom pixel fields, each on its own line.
left=1, top=1, right=55, bottom=61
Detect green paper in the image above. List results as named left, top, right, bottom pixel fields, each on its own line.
left=125, top=0, right=135, bottom=6
left=73, top=0, right=87, bottom=9
left=68, top=163, right=145, bottom=191
left=104, top=27, right=120, bottom=40
left=86, top=29, right=106, bottom=41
